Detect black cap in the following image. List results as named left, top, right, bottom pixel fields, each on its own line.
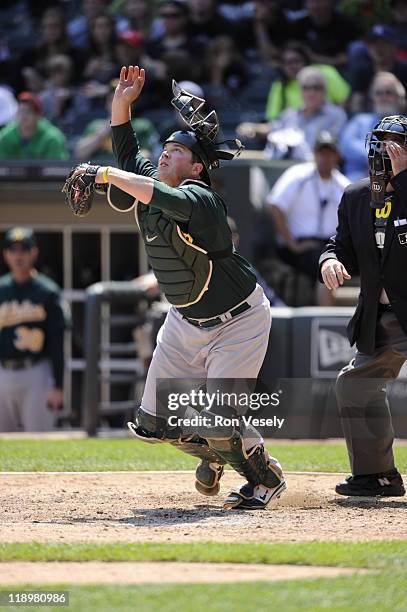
left=314, top=131, right=339, bottom=152
left=4, top=227, right=36, bottom=249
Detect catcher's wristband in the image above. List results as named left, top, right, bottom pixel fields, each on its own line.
left=101, top=166, right=110, bottom=184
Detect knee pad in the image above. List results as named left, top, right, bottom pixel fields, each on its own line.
left=197, top=405, right=239, bottom=440
left=171, top=435, right=226, bottom=464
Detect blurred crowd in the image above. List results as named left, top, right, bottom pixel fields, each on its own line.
left=0, top=0, right=405, bottom=173
left=1, top=0, right=407, bottom=308
left=1, top=0, right=407, bottom=430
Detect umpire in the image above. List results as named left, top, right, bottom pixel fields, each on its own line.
left=0, top=228, right=66, bottom=431
left=320, top=115, right=407, bottom=497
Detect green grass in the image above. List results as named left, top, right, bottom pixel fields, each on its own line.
left=1, top=439, right=407, bottom=473
left=1, top=542, right=406, bottom=611
left=1, top=574, right=407, bottom=612
left=0, top=541, right=406, bottom=570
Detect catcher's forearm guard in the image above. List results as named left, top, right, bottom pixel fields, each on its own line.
left=62, top=163, right=105, bottom=217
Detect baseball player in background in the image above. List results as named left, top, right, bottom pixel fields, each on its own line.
left=0, top=228, right=66, bottom=431
left=72, top=66, right=286, bottom=509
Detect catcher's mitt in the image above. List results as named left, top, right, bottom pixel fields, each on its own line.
left=62, top=163, right=104, bottom=217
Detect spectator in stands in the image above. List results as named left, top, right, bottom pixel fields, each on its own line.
left=0, top=1, right=36, bottom=55
left=238, top=67, right=348, bottom=157
left=147, top=0, right=203, bottom=62
left=203, top=35, right=248, bottom=101
left=236, top=0, right=295, bottom=67
left=0, top=92, right=68, bottom=160
left=291, top=0, right=361, bottom=69
left=83, top=13, right=120, bottom=84
left=0, top=227, right=66, bottom=432
left=156, top=79, right=205, bottom=140
left=340, top=72, right=406, bottom=181
left=338, top=0, right=391, bottom=31
left=74, top=79, right=160, bottom=162
left=218, top=0, right=254, bottom=22
left=266, top=131, right=350, bottom=305
left=187, top=0, right=236, bottom=45
left=39, top=54, right=92, bottom=145
left=161, top=48, right=202, bottom=85
left=0, top=86, right=17, bottom=129
left=265, top=41, right=350, bottom=121
left=0, top=37, right=26, bottom=96
left=347, top=24, right=407, bottom=113
left=390, top=0, right=407, bottom=60
left=68, top=0, right=110, bottom=49
left=115, top=30, right=167, bottom=112
left=19, top=7, right=83, bottom=93
left=116, top=0, right=155, bottom=38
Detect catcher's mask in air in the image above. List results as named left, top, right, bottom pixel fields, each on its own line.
left=366, top=114, right=407, bottom=208
left=164, top=80, right=244, bottom=185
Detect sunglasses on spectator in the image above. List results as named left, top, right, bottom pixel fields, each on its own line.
left=301, top=83, right=324, bottom=91
left=373, top=89, right=397, bottom=96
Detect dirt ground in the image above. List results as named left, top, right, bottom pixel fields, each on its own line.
left=1, top=471, right=407, bottom=544
left=0, top=562, right=367, bottom=586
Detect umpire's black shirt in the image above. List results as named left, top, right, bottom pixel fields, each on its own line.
left=319, top=169, right=407, bottom=355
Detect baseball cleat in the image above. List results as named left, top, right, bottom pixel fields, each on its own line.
left=223, top=451, right=286, bottom=509
left=335, top=469, right=405, bottom=497
left=223, top=479, right=287, bottom=510
left=195, top=460, right=224, bottom=496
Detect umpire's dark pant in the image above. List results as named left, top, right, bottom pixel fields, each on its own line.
left=336, top=309, right=407, bottom=475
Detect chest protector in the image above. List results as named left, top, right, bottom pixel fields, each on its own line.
left=136, top=188, right=232, bottom=308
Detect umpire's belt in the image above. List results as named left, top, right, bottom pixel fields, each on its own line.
left=183, top=301, right=250, bottom=328
left=0, top=357, right=41, bottom=370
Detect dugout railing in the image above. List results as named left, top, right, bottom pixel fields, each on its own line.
left=82, top=282, right=155, bottom=435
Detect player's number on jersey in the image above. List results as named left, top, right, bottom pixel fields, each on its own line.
left=14, top=326, right=45, bottom=353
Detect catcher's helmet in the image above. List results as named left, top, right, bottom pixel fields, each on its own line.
left=366, top=114, right=407, bottom=178
left=164, top=81, right=243, bottom=185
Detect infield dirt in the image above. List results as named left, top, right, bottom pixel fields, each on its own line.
left=1, top=471, right=407, bottom=544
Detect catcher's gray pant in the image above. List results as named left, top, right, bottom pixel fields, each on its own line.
left=0, top=359, right=56, bottom=432
left=140, top=284, right=271, bottom=448
left=336, top=311, right=407, bottom=476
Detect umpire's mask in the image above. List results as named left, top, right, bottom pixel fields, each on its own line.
left=366, top=114, right=407, bottom=208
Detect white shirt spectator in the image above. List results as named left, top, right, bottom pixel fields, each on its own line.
left=267, top=162, right=350, bottom=239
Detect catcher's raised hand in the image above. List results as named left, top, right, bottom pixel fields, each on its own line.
left=114, top=65, right=145, bottom=106
left=321, top=258, right=352, bottom=290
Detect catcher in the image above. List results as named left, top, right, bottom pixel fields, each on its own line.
left=63, top=66, right=286, bottom=510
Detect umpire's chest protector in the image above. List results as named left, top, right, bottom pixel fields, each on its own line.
left=136, top=203, right=213, bottom=308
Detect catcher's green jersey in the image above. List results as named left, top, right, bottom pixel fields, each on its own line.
left=111, top=121, right=256, bottom=318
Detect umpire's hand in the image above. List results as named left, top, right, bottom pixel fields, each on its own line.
left=321, top=258, right=351, bottom=290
